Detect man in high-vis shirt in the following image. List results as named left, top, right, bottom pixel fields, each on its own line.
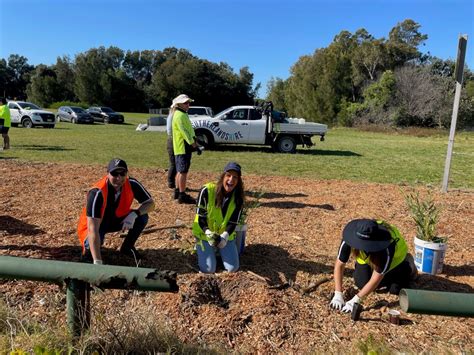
left=77, top=158, right=155, bottom=264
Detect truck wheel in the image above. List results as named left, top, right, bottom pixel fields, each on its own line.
left=276, top=136, right=296, bottom=153
left=22, top=118, right=34, bottom=128
left=195, top=130, right=214, bottom=149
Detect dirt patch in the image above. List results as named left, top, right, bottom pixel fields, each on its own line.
left=0, top=160, right=473, bottom=352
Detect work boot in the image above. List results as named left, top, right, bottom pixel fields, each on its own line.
left=173, top=188, right=179, bottom=200
left=178, top=192, right=196, bottom=205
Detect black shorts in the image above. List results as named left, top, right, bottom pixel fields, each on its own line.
left=175, top=153, right=192, bottom=173
left=0, top=126, right=9, bottom=134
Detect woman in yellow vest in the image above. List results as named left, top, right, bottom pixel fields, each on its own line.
left=0, top=97, right=11, bottom=150
left=330, top=219, right=417, bottom=313
left=193, top=162, right=245, bottom=273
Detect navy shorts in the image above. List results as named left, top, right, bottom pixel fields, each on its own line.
left=175, top=153, right=192, bottom=173
left=0, top=126, right=9, bottom=134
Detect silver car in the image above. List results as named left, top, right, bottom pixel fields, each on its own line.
left=57, top=106, right=94, bottom=124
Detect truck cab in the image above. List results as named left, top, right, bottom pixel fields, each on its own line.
left=193, top=106, right=267, bottom=145
left=191, top=104, right=327, bottom=152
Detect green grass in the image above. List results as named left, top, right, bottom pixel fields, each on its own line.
left=2, top=111, right=473, bottom=188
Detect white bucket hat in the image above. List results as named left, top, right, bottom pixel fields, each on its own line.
left=171, top=94, right=194, bottom=108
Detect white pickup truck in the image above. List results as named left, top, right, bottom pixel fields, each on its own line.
left=7, top=101, right=56, bottom=128
left=191, top=104, right=327, bottom=153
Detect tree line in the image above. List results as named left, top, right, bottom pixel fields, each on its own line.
left=267, top=19, right=474, bottom=128
left=0, top=47, right=258, bottom=113
left=1, top=19, right=472, bottom=127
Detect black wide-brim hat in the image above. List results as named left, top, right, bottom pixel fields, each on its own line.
left=342, top=219, right=392, bottom=252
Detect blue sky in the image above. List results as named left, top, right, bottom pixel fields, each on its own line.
left=1, top=0, right=473, bottom=96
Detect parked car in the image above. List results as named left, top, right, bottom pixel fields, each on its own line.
left=188, top=106, right=213, bottom=117
left=57, top=106, right=94, bottom=124
left=7, top=101, right=56, bottom=128
left=87, top=106, right=124, bottom=124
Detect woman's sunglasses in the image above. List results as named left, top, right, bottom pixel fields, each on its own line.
left=110, top=170, right=127, bottom=177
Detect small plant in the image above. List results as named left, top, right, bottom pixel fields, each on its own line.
left=405, top=191, right=446, bottom=243
left=239, top=190, right=264, bottom=225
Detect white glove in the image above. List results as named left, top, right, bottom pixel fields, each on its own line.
left=342, top=295, right=361, bottom=313
left=122, top=211, right=138, bottom=231
left=329, top=291, right=345, bottom=310
left=205, top=229, right=218, bottom=247
left=93, top=260, right=103, bottom=265
left=217, top=231, right=229, bottom=249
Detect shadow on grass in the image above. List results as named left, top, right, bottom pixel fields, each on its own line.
left=0, top=215, right=44, bottom=236
left=443, top=264, right=474, bottom=277
left=261, top=201, right=335, bottom=210
left=247, top=190, right=308, bottom=199
left=0, top=156, right=16, bottom=160
left=15, top=144, right=74, bottom=151
left=209, top=144, right=361, bottom=156
left=241, top=243, right=334, bottom=284
left=411, top=273, right=474, bottom=293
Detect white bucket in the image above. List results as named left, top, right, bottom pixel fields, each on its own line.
left=414, top=236, right=447, bottom=275
left=235, top=224, right=247, bottom=255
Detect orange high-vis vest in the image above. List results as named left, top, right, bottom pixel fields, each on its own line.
left=77, top=176, right=134, bottom=252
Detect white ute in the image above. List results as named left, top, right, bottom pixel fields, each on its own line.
left=191, top=102, right=327, bottom=153
left=7, top=101, right=56, bottom=128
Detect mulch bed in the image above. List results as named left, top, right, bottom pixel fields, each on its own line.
left=0, top=160, right=473, bottom=352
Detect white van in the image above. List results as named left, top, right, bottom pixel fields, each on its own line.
left=7, top=101, right=56, bottom=128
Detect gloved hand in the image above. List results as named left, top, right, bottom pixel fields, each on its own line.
left=329, top=291, right=345, bottom=310
left=122, top=211, right=138, bottom=231
left=205, top=229, right=218, bottom=247
left=342, top=295, right=361, bottom=313
left=217, top=231, right=229, bottom=249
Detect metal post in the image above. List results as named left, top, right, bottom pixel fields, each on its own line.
left=66, top=279, right=90, bottom=337
left=442, top=35, right=468, bottom=193
left=0, top=256, right=178, bottom=336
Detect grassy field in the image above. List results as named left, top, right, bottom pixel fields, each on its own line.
left=2, top=111, right=473, bottom=189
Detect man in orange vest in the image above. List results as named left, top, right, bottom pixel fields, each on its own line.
left=77, top=158, right=155, bottom=264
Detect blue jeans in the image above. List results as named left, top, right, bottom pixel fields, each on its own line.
left=84, top=214, right=149, bottom=249
left=196, top=239, right=239, bottom=273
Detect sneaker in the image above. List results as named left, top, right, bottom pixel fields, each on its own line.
left=178, top=193, right=196, bottom=205
left=173, top=188, right=179, bottom=200
left=119, top=246, right=141, bottom=260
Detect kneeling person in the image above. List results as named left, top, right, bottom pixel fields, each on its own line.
left=193, top=162, right=245, bottom=273
left=77, top=158, right=155, bottom=264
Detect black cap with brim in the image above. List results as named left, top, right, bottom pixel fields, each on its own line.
left=107, top=158, right=128, bottom=173
left=342, top=219, right=392, bottom=252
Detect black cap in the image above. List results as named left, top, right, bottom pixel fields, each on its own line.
left=223, top=162, right=241, bottom=175
left=107, top=158, right=128, bottom=173
left=342, top=219, right=392, bottom=252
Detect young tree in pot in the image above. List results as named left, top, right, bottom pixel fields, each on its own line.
left=405, top=191, right=447, bottom=274
left=236, top=190, right=264, bottom=254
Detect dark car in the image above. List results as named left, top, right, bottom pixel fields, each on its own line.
left=87, top=106, right=124, bottom=124
left=57, top=106, right=94, bottom=124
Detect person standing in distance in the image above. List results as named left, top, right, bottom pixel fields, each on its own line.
left=171, top=94, right=198, bottom=204
left=77, top=158, right=155, bottom=264
left=165, top=107, right=176, bottom=189
left=0, top=97, right=11, bottom=150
